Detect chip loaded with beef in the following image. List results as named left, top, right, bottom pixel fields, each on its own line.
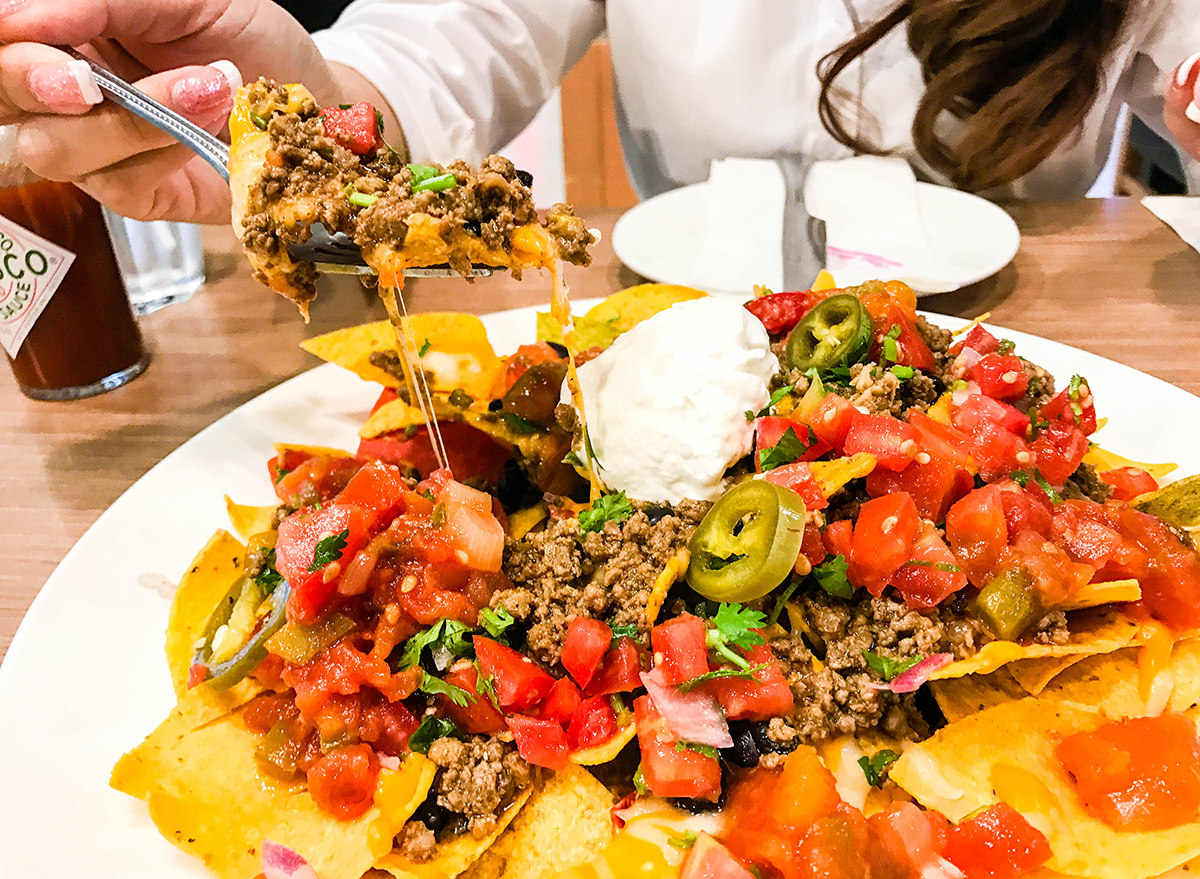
left=114, top=279, right=1200, bottom=879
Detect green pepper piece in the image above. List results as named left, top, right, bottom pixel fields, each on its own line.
left=784, top=293, right=873, bottom=372
left=264, top=612, right=357, bottom=665
left=686, top=481, right=806, bottom=602
left=975, top=567, right=1040, bottom=640
left=255, top=719, right=301, bottom=781
left=411, top=172, right=458, bottom=193
left=193, top=575, right=291, bottom=691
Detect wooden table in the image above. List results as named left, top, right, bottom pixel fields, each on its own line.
left=1, top=199, right=1197, bottom=663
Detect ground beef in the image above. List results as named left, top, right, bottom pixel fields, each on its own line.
left=916, top=316, right=956, bottom=379
left=495, top=501, right=709, bottom=665
left=426, top=735, right=533, bottom=837
left=395, top=821, right=436, bottom=862
left=1022, top=361, right=1056, bottom=410
left=545, top=203, right=597, bottom=265
left=1062, top=462, right=1114, bottom=503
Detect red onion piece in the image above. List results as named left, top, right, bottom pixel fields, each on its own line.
left=640, top=668, right=733, bottom=748
left=867, top=654, right=953, bottom=694
left=263, top=840, right=320, bottom=879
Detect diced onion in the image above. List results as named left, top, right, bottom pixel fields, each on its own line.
left=262, top=840, right=320, bottom=879
left=337, top=546, right=378, bottom=597
left=867, top=654, right=953, bottom=694
left=445, top=506, right=505, bottom=572
left=640, top=668, right=733, bottom=748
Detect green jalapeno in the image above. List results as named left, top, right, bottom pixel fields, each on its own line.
left=193, top=574, right=290, bottom=691
left=975, top=567, right=1040, bottom=641
left=255, top=719, right=301, bottom=780
left=264, top=612, right=356, bottom=665
left=784, top=293, right=873, bottom=372
left=686, top=480, right=806, bottom=602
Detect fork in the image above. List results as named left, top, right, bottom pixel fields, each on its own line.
left=61, top=48, right=493, bottom=278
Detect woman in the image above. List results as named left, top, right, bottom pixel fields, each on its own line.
left=0, top=0, right=1198, bottom=223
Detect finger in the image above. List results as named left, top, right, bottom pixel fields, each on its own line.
left=1163, top=52, right=1200, bottom=162
left=78, top=146, right=233, bottom=225
left=13, top=60, right=240, bottom=180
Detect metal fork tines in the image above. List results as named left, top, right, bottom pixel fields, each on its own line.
left=61, top=48, right=493, bottom=279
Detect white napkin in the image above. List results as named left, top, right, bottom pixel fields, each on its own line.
left=804, top=156, right=958, bottom=293
left=1142, top=196, right=1200, bottom=254
left=693, top=157, right=785, bottom=293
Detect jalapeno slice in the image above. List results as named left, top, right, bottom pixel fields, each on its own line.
left=974, top=567, right=1040, bottom=641
left=686, top=480, right=806, bottom=602
left=784, top=293, right=873, bottom=372
left=193, top=574, right=291, bottom=691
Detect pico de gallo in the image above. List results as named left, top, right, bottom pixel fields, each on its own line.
left=183, top=278, right=1200, bottom=878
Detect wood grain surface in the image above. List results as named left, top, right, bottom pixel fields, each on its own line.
left=1, top=198, right=1197, bottom=664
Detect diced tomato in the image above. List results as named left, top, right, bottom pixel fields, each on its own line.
left=585, top=637, right=643, bottom=696
left=849, top=493, right=921, bottom=595
left=186, top=662, right=208, bottom=688
left=305, top=743, right=380, bottom=820
left=945, top=486, right=1008, bottom=587
left=1099, top=466, right=1158, bottom=502
left=1040, top=380, right=1097, bottom=435
left=956, top=324, right=1000, bottom=356
left=321, top=101, right=382, bottom=155
left=497, top=342, right=564, bottom=396
left=952, top=394, right=1030, bottom=438
left=651, top=614, right=710, bottom=686
left=534, top=676, right=582, bottom=727
left=267, top=447, right=316, bottom=489
left=755, top=416, right=830, bottom=471
left=705, top=640, right=794, bottom=720
left=890, top=522, right=968, bottom=609
left=997, top=479, right=1053, bottom=540
left=474, top=636, right=555, bottom=711
left=823, top=519, right=854, bottom=561
left=1000, top=531, right=1095, bottom=608
left=1057, top=713, right=1200, bottom=832
left=681, top=833, right=756, bottom=879
left=866, top=456, right=973, bottom=522
left=274, top=454, right=365, bottom=506
left=805, top=393, right=858, bottom=450
left=507, top=714, right=570, bottom=770
left=1049, top=500, right=1146, bottom=581
left=438, top=661, right=507, bottom=734
left=968, top=353, right=1029, bottom=402
left=943, top=803, right=1050, bottom=879
left=800, top=523, right=829, bottom=568
left=370, top=387, right=399, bottom=414
left=763, top=462, right=829, bottom=511
left=1113, top=505, right=1200, bottom=630
left=1031, top=420, right=1088, bottom=486
left=872, top=304, right=934, bottom=371
left=909, top=411, right=975, bottom=471
left=334, top=459, right=406, bottom=527
left=276, top=504, right=374, bottom=623
left=568, top=695, right=618, bottom=750
left=842, top=413, right=918, bottom=472
left=795, top=804, right=870, bottom=879
left=744, top=290, right=825, bottom=335
left=633, top=694, right=722, bottom=801
left=358, top=693, right=421, bottom=756
left=562, top=617, right=613, bottom=689
left=357, top=421, right=512, bottom=488
left=866, top=802, right=950, bottom=879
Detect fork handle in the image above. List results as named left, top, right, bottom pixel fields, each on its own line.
left=59, top=47, right=231, bottom=183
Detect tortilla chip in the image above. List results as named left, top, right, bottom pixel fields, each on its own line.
left=1083, top=446, right=1177, bottom=482
left=112, top=708, right=416, bottom=879
left=302, top=314, right=503, bottom=400
left=224, top=496, right=277, bottom=542
left=809, top=454, right=877, bottom=498
left=536, top=312, right=622, bottom=352
left=1007, top=655, right=1090, bottom=696
left=1135, top=474, right=1200, bottom=531
left=582, top=284, right=708, bottom=332
left=930, top=606, right=1142, bottom=680
left=375, top=786, right=533, bottom=879
left=358, top=396, right=530, bottom=448
left=1058, top=578, right=1141, bottom=611
left=891, top=698, right=1200, bottom=879
left=929, top=669, right=1029, bottom=723
left=459, top=766, right=615, bottom=879
left=646, top=548, right=690, bottom=626
left=572, top=719, right=637, bottom=766
left=508, top=503, right=549, bottom=540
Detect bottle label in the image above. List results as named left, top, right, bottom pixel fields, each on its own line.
left=0, top=213, right=76, bottom=359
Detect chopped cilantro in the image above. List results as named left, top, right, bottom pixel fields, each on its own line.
left=858, top=750, right=900, bottom=787
left=273, top=468, right=292, bottom=484
left=579, top=491, right=635, bottom=534
left=609, top=624, right=639, bottom=644
left=408, top=716, right=462, bottom=754
left=563, top=449, right=586, bottom=468
left=706, top=603, right=767, bottom=669
left=474, top=662, right=501, bottom=709
left=501, top=412, right=539, bottom=434
left=754, top=384, right=794, bottom=419
left=757, top=425, right=818, bottom=471
left=420, top=672, right=473, bottom=707
left=407, top=163, right=440, bottom=184
left=478, top=607, right=515, bottom=640
left=254, top=548, right=283, bottom=593
left=667, top=831, right=700, bottom=850
left=1034, top=471, right=1062, bottom=502
left=418, top=337, right=431, bottom=357
left=813, top=554, right=853, bottom=599
left=997, top=339, right=1015, bottom=355
left=677, top=662, right=768, bottom=694
left=891, top=365, right=914, bottom=381
left=863, top=650, right=922, bottom=681
left=674, top=741, right=720, bottom=759
left=1068, top=374, right=1085, bottom=399
left=374, top=107, right=386, bottom=135
left=1011, top=470, right=1031, bottom=487
left=768, top=579, right=801, bottom=625
left=308, top=529, right=349, bottom=571
left=397, top=619, right=474, bottom=671
left=633, top=764, right=649, bottom=794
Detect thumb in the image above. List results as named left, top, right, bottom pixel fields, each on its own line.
left=1163, top=52, right=1200, bottom=162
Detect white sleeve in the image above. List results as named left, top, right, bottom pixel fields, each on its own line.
left=311, top=0, right=605, bottom=164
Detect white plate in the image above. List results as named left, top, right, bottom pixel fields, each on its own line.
left=1, top=302, right=1197, bottom=879
left=611, top=181, right=1021, bottom=296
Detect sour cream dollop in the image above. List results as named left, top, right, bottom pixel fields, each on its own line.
left=573, top=296, right=777, bottom=503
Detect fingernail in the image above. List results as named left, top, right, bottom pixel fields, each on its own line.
left=0, top=0, right=31, bottom=16
left=28, top=60, right=101, bottom=109
left=1177, top=52, right=1200, bottom=87
left=1187, top=101, right=1200, bottom=124
left=171, top=60, right=241, bottom=114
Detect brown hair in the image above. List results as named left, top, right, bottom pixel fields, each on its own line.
left=817, top=0, right=1128, bottom=191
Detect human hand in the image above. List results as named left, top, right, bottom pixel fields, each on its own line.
left=1164, top=52, right=1200, bottom=165
left=0, top=0, right=341, bottom=224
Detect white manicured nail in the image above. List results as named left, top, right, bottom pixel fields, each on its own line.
left=65, top=59, right=102, bottom=105
left=208, top=59, right=242, bottom=93
left=1187, top=101, right=1200, bottom=124
left=1178, top=52, right=1200, bottom=87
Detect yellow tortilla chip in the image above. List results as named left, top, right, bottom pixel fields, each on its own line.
left=460, top=765, right=614, bottom=879
left=1058, top=578, right=1141, bottom=611
left=224, top=496, right=277, bottom=542
left=274, top=442, right=358, bottom=459
left=375, top=786, right=533, bottom=879
left=646, top=548, right=690, bottom=626
left=508, top=503, right=549, bottom=540
left=891, top=698, right=1200, bottom=879
left=536, top=312, right=622, bottom=352
left=302, top=314, right=503, bottom=400
left=372, top=757, right=440, bottom=856
left=811, top=270, right=837, bottom=291
left=1083, top=446, right=1177, bottom=482
left=358, top=395, right=533, bottom=450
left=1007, top=655, right=1090, bottom=696
left=112, top=708, right=413, bottom=879
left=582, top=284, right=708, bottom=332
left=809, top=453, right=877, bottom=498
left=929, top=669, right=1029, bottom=723
left=930, top=606, right=1142, bottom=680
left=1135, top=474, right=1200, bottom=531
left=572, top=719, right=638, bottom=766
